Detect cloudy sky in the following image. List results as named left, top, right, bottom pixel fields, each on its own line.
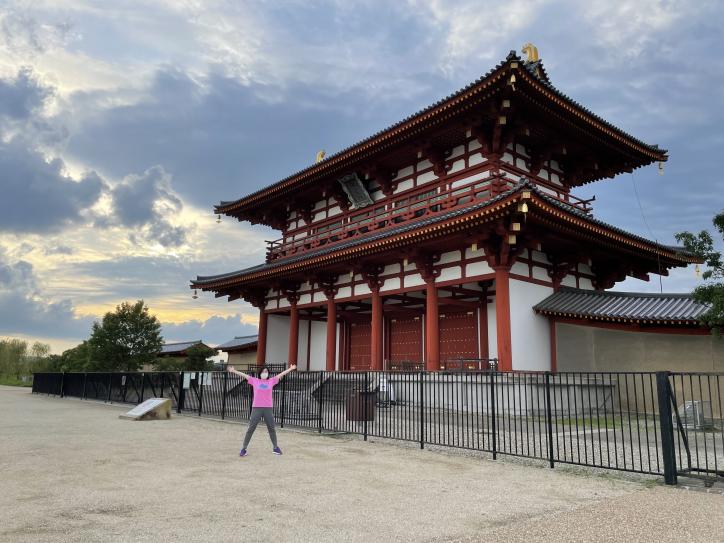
left=1, top=0, right=722, bottom=353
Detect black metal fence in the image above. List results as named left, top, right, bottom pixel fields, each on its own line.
left=32, top=370, right=723, bottom=485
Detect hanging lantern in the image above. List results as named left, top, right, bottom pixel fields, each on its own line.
left=216, top=214, right=222, bottom=224
left=695, top=264, right=701, bottom=279
left=192, top=289, right=199, bottom=299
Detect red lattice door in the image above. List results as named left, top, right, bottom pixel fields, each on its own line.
left=439, top=310, right=478, bottom=366
left=348, top=322, right=371, bottom=370
left=388, top=316, right=422, bottom=365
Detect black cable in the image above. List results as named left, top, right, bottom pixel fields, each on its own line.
left=630, top=172, right=664, bottom=293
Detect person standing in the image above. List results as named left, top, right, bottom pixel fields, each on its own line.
left=227, top=364, right=297, bottom=456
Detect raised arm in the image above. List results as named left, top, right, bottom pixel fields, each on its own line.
left=226, top=366, right=251, bottom=381
left=276, top=365, right=297, bottom=380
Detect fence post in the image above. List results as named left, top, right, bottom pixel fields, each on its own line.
left=490, top=370, right=497, bottom=460
left=318, top=372, right=324, bottom=434
left=280, top=373, right=286, bottom=429
left=82, top=372, right=87, bottom=400
left=59, top=371, right=65, bottom=398
left=198, top=372, right=205, bottom=416
left=139, top=372, right=146, bottom=403
left=364, top=372, right=369, bottom=442
left=419, top=371, right=425, bottom=450
left=221, top=369, right=228, bottom=421
left=656, top=371, right=677, bottom=485
left=177, top=372, right=185, bottom=413
left=106, top=373, right=112, bottom=403
left=545, top=372, right=555, bottom=469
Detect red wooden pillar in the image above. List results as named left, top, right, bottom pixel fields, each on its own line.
left=549, top=319, right=557, bottom=373
left=288, top=301, right=299, bottom=367
left=425, top=279, right=440, bottom=371
left=478, top=301, right=489, bottom=361
left=494, top=266, right=512, bottom=371
left=326, top=297, right=337, bottom=371
left=256, top=309, right=268, bottom=367
left=370, top=287, right=383, bottom=371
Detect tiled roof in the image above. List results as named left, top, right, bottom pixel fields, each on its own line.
left=533, top=287, right=710, bottom=324
left=217, top=335, right=258, bottom=351
left=217, top=51, right=666, bottom=214
left=160, top=340, right=204, bottom=354
left=191, top=180, right=695, bottom=288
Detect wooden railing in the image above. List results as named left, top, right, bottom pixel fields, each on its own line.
left=266, top=175, right=593, bottom=262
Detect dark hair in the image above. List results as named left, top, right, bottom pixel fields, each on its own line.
left=259, top=366, right=270, bottom=376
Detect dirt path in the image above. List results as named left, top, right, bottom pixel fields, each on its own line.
left=1, top=386, right=721, bottom=542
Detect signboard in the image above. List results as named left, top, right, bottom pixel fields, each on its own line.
left=200, top=372, right=213, bottom=386
left=338, top=173, right=373, bottom=209
left=183, top=372, right=191, bottom=390
left=119, top=398, right=172, bottom=421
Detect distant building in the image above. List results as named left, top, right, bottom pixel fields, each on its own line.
left=217, top=335, right=258, bottom=369
left=158, top=340, right=212, bottom=358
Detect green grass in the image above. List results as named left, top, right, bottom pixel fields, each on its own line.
left=0, top=375, right=33, bottom=387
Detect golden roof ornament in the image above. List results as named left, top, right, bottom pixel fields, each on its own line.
left=522, top=43, right=539, bottom=63
left=315, top=150, right=326, bottom=163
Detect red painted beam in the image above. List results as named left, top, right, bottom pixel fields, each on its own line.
left=256, top=309, right=268, bottom=367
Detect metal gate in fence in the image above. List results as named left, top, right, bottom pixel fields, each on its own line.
left=31, top=370, right=724, bottom=485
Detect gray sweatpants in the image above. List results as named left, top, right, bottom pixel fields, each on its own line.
left=242, top=407, right=278, bottom=449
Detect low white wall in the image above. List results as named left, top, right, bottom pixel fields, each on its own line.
left=308, top=320, right=327, bottom=371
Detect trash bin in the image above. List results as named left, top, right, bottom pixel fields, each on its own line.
left=346, top=390, right=375, bottom=421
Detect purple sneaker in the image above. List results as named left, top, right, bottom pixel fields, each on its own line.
left=239, top=449, right=248, bottom=457
left=272, top=447, right=283, bottom=455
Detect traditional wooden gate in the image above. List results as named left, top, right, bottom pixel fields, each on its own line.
left=388, top=316, right=422, bottom=364
left=348, top=322, right=371, bottom=370
left=439, top=310, right=478, bottom=362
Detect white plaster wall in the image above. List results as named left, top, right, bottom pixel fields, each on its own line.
left=510, top=261, right=529, bottom=277
left=466, top=260, right=493, bottom=277
left=299, top=293, right=312, bottom=305
left=381, top=277, right=401, bottom=291
left=406, top=273, right=425, bottom=287
left=266, top=314, right=290, bottom=365
left=417, top=171, right=438, bottom=184
left=509, top=280, right=553, bottom=371
left=337, top=286, right=352, bottom=298
left=532, top=266, right=550, bottom=282
left=298, top=320, right=310, bottom=371
left=579, top=277, right=594, bottom=290
left=487, top=300, right=497, bottom=359
left=438, top=266, right=461, bottom=282
left=439, top=250, right=460, bottom=264
left=561, top=275, right=577, bottom=288
left=308, top=321, right=327, bottom=371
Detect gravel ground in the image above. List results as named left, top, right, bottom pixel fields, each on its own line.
left=2, top=386, right=722, bottom=543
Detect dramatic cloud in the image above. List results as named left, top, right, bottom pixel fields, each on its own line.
left=0, top=246, right=94, bottom=341
left=0, top=140, right=105, bottom=233
left=110, top=165, right=190, bottom=248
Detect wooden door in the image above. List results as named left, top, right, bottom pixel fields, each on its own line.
left=439, top=310, right=478, bottom=365
left=348, top=322, right=371, bottom=370
left=388, top=316, right=422, bottom=365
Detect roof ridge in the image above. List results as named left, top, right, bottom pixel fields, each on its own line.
left=556, top=286, right=697, bottom=300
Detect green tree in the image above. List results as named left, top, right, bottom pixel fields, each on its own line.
left=59, top=341, right=92, bottom=372
left=152, top=357, right=185, bottom=372
left=675, top=211, right=724, bottom=333
left=183, top=344, right=217, bottom=371
left=88, top=301, right=163, bottom=371
left=0, top=338, right=28, bottom=378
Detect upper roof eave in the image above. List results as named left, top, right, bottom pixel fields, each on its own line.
left=216, top=52, right=667, bottom=218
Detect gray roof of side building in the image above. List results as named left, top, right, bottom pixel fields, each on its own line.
left=192, top=180, right=695, bottom=287
left=217, top=335, right=258, bottom=351
left=160, top=340, right=206, bottom=354
left=533, top=287, right=710, bottom=324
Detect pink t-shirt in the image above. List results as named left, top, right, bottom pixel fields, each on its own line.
left=247, top=376, right=279, bottom=408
